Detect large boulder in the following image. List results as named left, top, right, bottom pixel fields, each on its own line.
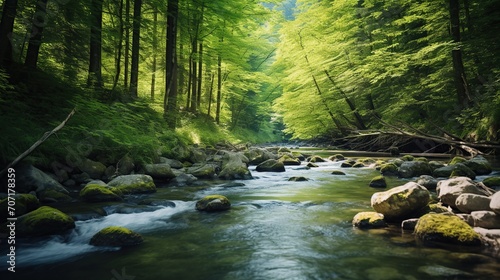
left=490, top=191, right=500, bottom=215
left=433, top=164, right=475, bottom=179
left=116, top=155, right=135, bottom=176
left=464, top=155, right=492, bottom=176
left=398, top=161, right=432, bottom=178
left=416, top=175, right=438, bottom=190
left=380, top=163, right=399, bottom=176
left=371, top=182, right=430, bottom=221
left=159, top=157, right=184, bottom=169
left=195, top=195, right=231, bottom=212
left=218, top=152, right=252, bottom=180
left=90, top=226, right=144, bottom=247
left=15, top=164, right=69, bottom=195
left=414, top=213, right=481, bottom=246
left=244, top=148, right=276, bottom=165
left=278, top=154, right=301, bottom=166
left=16, top=206, right=75, bottom=237
left=436, top=177, right=489, bottom=208
left=186, top=164, right=217, bottom=179
left=108, top=174, right=156, bottom=194
left=142, top=163, right=176, bottom=180
left=352, top=212, right=387, bottom=229
left=470, top=211, right=500, bottom=229
left=256, top=159, right=285, bottom=172
left=79, top=184, right=122, bottom=202
left=77, top=158, right=106, bottom=179
left=455, top=193, right=491, bottom=214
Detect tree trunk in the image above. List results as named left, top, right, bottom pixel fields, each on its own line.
left=87, top=0, right=103, bottom=88
left=150, top=7, right=158, bottom=101
left=123, top=0, right=130, bottom=88
left=207, top=71, right=214, bottom=118
left=112, top=0, right=124, bottom=91
left=197, top=42, right=203, bottom=110
left=215, top=47, right=222, bottom=124
left=164, top=0, right=179, bottom=129
left=129, top=0, right=142, bottom=98
left=0, top=0, right=18, bottom=67
left=24, top=0, right=48, bottom=69
left=62, top=5, right=78, bottom=80
left=190, top=39, right=198, bottom=111
left=449, top=0, right=471, bottom=107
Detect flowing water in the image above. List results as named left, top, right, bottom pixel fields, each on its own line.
left=2, top=153, right=500, bottom=279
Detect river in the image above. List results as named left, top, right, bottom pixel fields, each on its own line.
left=2, top=151, right=500, bottom=279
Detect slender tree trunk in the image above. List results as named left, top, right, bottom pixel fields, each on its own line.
left=0, top=0, right=18, bottom=67
left=24, top=0, right=49, bottom=69
left=62, top=5, right=78, bottom=80
left=197, top=42, right=203, bottom=109
left=150, top=7, right=158, bottom=101
left=164, top=0, right=179, bottom=129
left=215, top=46, right=222, bottom=124
left=207, top=71, right=214, bottom=118
left=129, top=0, right=142, bottom=98
left=449, top=0, right=471, bottom=107
left=123, top=0, right=130, bottom=88
left=178, top=42, right=185, bottom=100
left=112, top=0, right=124, bottom=91
left=87, top=0, right=103, bottom=88
left=186, top=58, right=192, bottom=109
left=190, top=39, right=198, bottom=111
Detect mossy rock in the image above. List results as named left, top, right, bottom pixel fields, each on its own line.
left=401, top=155, right=414, bottom=161
left=0, top=194, right=40, bottom=220
left=108, top=174, right=157, bottom=194
left=196, top=195, right=231, bottom=212
left=414, top=213, right=481, bottom=246
left=482, top=176, right=500, bottom=188
left=309, top=156, right=326, bottom=163
left=256, top=159, right=285, bottom=172
left=415, top=157, right=429, bottom=163
left=380, top=163, right=398, bottom=176
left=288, top=176, right=308, bottom=182
left=331, top=170, right=346, bottom=175
left=369, top=176, right=387, bottom=188
left=352, top=162, right=365, bottom=168
left=79, top=184, right=123, bottom=202
left=278, top=154, right=301, bottom=166
left=90, top=226, right=144, bottom=247
left=464, top=156, right=492, bottom=176
left=38, top=189, right=73, bottom=203
left=307, top=162, right=319, bottom=168
left=449, top=156, right=467, bottom=165
left=16, top=206, right=75, bottom=237
left=360, top=158, right=376, bottom=164
left=329, top=154, right=345, bottom=161
left=352, top=212, right=387, bottom=229
left=341, top=162, right=353, bottom=168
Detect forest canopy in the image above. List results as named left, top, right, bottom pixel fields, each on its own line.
left=1, top=0, right=499, bottom=163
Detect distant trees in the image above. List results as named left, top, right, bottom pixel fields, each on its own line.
left=274, top=0, right=500, bottom=141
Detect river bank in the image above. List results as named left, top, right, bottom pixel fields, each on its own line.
left=1, top=145, right=500, bottom=279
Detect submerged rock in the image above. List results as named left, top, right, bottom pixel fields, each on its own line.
left=16, top=206, right=75, bottom=237
left=331, top=170, right=346, bottom=175
left=369, top=176, right=387, bottom=188
left=90, top=226, right=144, bottom=247
left=288, top=176, right=308, bottom=182
left=352, top=212, right=387, bottom=229
left=414, top=213, right=481, bottom=246
left=371, top=182, right=430, bottom=221
left=196, top=195, right=231, bottom=212
left=256, top=159, right=285, bottom=172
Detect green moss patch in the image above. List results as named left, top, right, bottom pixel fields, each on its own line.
left=414, top=213, right=481, bottom=246
left=90, top=226, right=144, bottom=247
left=80, top=184, right=123, bottom=202
left=17, top=206, right=75, bottom=237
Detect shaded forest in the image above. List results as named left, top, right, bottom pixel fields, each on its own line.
left=1, top=0, right=500, bottom=167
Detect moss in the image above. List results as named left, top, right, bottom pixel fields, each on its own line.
left=17, top=206, right=75, bottom=237
left=39, top=189, right=72, bottom=203
left=482, top=176, right=500, bottom=188
left=309, top=156, right=326, bottom=163
left=380, top=163, right=398, bottom=176
left=449, top=156, right=467, bottom=165
left=331, top=170, right=346, bottom=175
left=196, top=195, right=231, bottom=212
left=329, top=154, right=345, bottom=161
left=415, top=157, right=428, bottom=162
left=414, top=213, right=481, bottom=246
left=79, top=184, right=123, bottom=202
left=0, top=194, right=39, bottom=220
left=369, top=175, right=387, bottom=188
left=401, top=155, right=414, bottom=161
left=90, top=226, right=144, bottom=247
left=352, top=212, right=387, bottom=229
left=352, top=162, right=365, bottom=168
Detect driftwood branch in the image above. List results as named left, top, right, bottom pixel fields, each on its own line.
left=0, top=109, right=76, bottom=177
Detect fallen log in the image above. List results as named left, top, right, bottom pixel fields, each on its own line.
left=0, top=109, right=76, bottom=177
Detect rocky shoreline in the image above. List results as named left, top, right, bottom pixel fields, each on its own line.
left=1, top=143, right=500, bottom=253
